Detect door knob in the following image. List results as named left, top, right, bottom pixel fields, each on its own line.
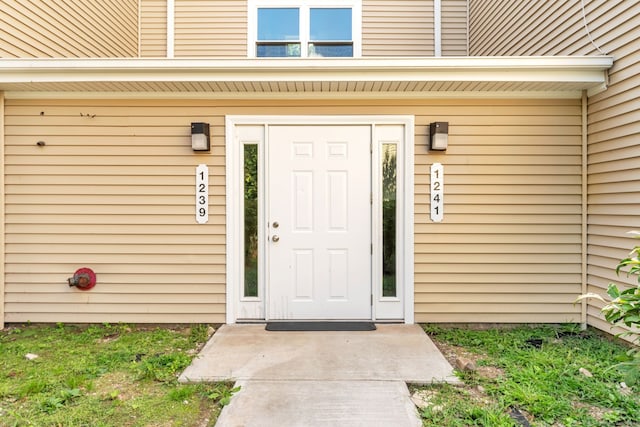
left=272, top=235, right=280, bottom=242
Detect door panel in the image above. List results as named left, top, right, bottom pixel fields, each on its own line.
left=268, top=125, right=371, bottom=320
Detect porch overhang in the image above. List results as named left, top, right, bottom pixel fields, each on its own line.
left=0, top=56, right=613, bottom=99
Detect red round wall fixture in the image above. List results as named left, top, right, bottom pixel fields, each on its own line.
left=67, top=267, right=97, bottom=291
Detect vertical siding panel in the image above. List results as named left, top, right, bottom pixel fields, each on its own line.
left=441, top=0, right=468, bottom=56
left=3, top=98, right=583, bottom=324
left=174, top=0, right=247, bottom=57
left=0, top=0, right=138, bottom=58
left=140, top=0, right=168, bottom=57
left=362, top=0, right=435, bottom=56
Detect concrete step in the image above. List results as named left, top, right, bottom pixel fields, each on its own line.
left=215, top=379, right=422, bottom=427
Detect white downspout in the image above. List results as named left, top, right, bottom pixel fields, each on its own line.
left=167, top=0, right=175, bottom=58
left=581, top=90, right=588, bottom=330
left=0, top=91, right=5, bottom=329
left=434, top=0, right=442, bottom=56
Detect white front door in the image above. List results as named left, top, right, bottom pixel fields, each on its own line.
left=267, top=125, right=372, bottom=320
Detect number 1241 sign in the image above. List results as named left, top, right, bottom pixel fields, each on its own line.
left=430, top=163, right=444, bottom=222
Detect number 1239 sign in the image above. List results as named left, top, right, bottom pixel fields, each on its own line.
left=431, top=163, right=444, bottom=222
left=196, top=164, right=209, bottom=224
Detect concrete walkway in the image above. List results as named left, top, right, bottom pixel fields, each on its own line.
left=179, top=324, right=458, bottom=427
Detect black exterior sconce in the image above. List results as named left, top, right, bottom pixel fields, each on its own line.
left=429, top=122, right=449, bottom=151
left=191, top=122, right=210, bottom=152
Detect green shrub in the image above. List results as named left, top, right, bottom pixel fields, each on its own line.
left=578, top=231, right=640, bottom=385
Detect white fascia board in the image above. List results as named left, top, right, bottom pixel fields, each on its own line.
left=0, top=56, right=613, bottom=85
left=5, top=90, right=590, bottom=100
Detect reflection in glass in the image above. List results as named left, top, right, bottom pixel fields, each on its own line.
left=258, top=8, right=299, bottom=40
left=244, top=144, right=258, bottom=298
left=309, top=43, right=353, bottom=57
left=382, top=144, right=397, bottom=297
left=310, top=8, right=352, bottom=40
left=257, top=43, right=301, bottom=57
left=310, top=8, right=353, bottom=57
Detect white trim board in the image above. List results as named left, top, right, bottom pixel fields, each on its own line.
left=0, top=57, right=613, bottom=97
left=434, top=0, right=442, bottom=57
left=226, top=115, right=415, bottom=324
left=3, top=90, right=599, bottom=100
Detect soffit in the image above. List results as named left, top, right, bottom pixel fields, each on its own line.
left=0, top=57, right=613, bottom=98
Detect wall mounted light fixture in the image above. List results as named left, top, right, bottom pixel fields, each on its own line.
left=429, top=122, right=449, bottom=151
left=191, top=122, right=210, bottom=152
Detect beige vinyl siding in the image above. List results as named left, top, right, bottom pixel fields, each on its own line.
left=442, top=0, right=468, bottom=56
left=469, top=1, right=640, bottom=337
left=469, top=0, right=616, bottom=56
left=414, top=98, right=583, bottom=322
left=3, top=99, right=226, bottom=323
left=140, top=0, right=167, bottom=57
left=3, top=98, right=582, bottom=324
left=586, top=4, right=640, bottom=339
left=174, top=0, right=247, bottom=57
left=362, top=0, right=435, bottom=56
left=0, top=0, right=138, bottom=58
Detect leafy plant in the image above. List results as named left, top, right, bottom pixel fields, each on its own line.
left=38, top=388, right=81, bottom=414
left=39, top=396, right=64, bottom=414
left=207, top=384, right=241, bottom=406
left=189, top=323, right=211, bottom=344
left=60, top=387, right=82, bottom=403
left=578, top=231, right=640, bottom=385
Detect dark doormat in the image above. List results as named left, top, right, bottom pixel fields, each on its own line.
left=265, top=321, right=376, bottom=331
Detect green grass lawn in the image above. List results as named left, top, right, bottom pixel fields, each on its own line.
left=0, top=323, right=234, bottom=427
left=419, top=324, right=640, bottom=427
left=2, top=323, right=638, bottom=426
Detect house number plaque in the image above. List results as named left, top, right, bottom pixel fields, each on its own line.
left=196, top=164, right=209, bottom=224
left=430, top=163, right=444, bottom=222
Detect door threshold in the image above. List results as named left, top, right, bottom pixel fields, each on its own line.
left=265, top=321, right=376, bottom=331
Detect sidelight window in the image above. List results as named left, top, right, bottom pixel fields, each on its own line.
left=243, top=144, right=259, bottom=298
left=381, top=143, right=397, bottom=297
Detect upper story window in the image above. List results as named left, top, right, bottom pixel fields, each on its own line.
left=249, top=0, right=362, bottom=58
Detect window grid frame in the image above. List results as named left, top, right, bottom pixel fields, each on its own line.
left=248, top=0, right=362, bottom=58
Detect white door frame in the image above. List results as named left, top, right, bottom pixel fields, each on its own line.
left=225, top=115, right=415, bottom=324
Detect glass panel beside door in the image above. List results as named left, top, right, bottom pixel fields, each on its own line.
left=244, top=144, right=259, bottom=298
left=382, top=143, right=397, bottom=297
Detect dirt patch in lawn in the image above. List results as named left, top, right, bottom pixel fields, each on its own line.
left=434, top=340, right=505, bottom=380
